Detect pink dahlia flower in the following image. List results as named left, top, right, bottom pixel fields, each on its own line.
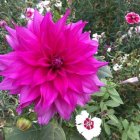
left=0, top=10, right=107, bottom=124
left=125, top=12, right=140, bottom=24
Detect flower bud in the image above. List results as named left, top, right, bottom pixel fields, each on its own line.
left=16, top=117, right=32, bottom=131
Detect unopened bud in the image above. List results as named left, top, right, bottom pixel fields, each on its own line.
left=16, top=117, right=32, bottom=131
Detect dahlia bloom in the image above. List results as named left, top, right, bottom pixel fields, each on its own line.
left=76, top=110, right=101, bottom=140
left=0, top=10, right=107, bottom=124
left=125, top=12, right=140, bottom=24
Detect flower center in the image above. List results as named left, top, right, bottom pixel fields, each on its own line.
left=51, top=56, right=63, bottom=70
left=26, top=11, right=32, bottom=18
left=84, top=118, right=94, bottom=130
left=131, top=15, right=136, bottom=19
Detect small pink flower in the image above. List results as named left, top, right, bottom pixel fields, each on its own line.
left=0, top=20, right=7, bottom=27
left=125, top=12, right=140, bottom=24
left=25, top=8, right=35, bottom=19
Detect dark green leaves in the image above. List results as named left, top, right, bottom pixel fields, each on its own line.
left=4, top=123, right=66, bottom=140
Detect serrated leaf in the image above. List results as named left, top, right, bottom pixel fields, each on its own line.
left=98, top=66, right=113, bottom=79
left=108, top=115, right=119, bottom=124
left=4, top=123, right=66, bottom=140
left=105, top=100, right=120, bottom=107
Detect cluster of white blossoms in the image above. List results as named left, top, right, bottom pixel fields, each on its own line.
left=113, top=54, right=129, bottom=71
left=36, top=0, right=51, bottom=14
left=75, top=110, right=102, bottom=140
left=20, top=0, right=63, bottom=20
left=92, top=32, right=105, bottom=42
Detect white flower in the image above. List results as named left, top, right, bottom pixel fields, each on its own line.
left=113, top=64, right=122, bottom=71
left=120, top=54, right=129, bottom=63
left=76, top=110, right=102, bottom=140
left=120, top=34, right=127, bottom=40
left=92, top=33, right=101, bottom=41
left=135, top=26, right=140, bottom=34
left=20, top=14, right=25, bottom=19
left=128, top=27, right=134, bottom=37
left=36, top=1, right=50, bottom=14
left=107, top=47, right=111, bottom=52
left=55, top=0, right=62, bottom=8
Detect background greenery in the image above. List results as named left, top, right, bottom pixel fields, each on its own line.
left=0, top=0, right=140, bottom=140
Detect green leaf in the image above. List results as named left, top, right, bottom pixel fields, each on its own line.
left=102, top=92, right=110, bottom=100
left=122, top=131, right=128, bottom=140
left=108, top=115, right=119, bottom=124
left=69, top=132, right=85, bottom=140
left=98, top=66, right=113, bottom=79
left=94, top=91, right=105, bottom=97
left=104, top=123, right=111, bottom=135
left=4, top=123, right=66, bottom=140
left=110, top=94, right=123, bottom=104
left=108, top=88, right=120, bottom=96
left=105, top=100, right=120, bottom=107
left=86, top=105, right=99, bottom=113
left=122, top=119, right=129, bottom=130
left=127, top=123, right=139, bottom=140
left=100, top=101, right=107, bottom=111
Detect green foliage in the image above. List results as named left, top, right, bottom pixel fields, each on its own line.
left=3, top=123, right=66, bottom=140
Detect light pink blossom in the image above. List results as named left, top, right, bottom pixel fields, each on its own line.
left=0, top=10, right=107, bottom=124
left=125, top=12, right=140, bottom=24
left=25, top=8, right=35, bottom=19
left=0, top=20, right=7, bottom=27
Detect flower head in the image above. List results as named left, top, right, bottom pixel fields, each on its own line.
left=0, top=20, right=7, bottom=27
left=125, top=12, right=140, bottom=24
left=76, top=110, right=102, bottom=140
left=25, top=8, right=35, bottom=19
left=0, top=10, right=107, bottom=124
left=113, top=64, right=122, bottom=71
left=135, top=26, right=140, bottom=33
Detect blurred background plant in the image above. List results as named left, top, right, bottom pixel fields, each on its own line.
left=0, top=0, right=140, bottom=140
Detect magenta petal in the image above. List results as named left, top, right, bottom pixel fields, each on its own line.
left=19, top=86, right=39, bottom=104
left=54, top=75, right=68, bottom=96
left=56, top=9, right=70, bottom=32
left=6, top=35, right=19, bottom=50
left=0, top=78, right=16, bottom=90
left=55, top=96, right=73, bottom=120
left=76, top=94, right=90, bottom=106
left=38, top=105, right=56, bottom=124
left=33, top=10, right=43, bottom=36
left=39, top=83, right=58, bottom=107
left=0, top=53, right=15, bottom=70
left=5, top=26, right=16, bottom=37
